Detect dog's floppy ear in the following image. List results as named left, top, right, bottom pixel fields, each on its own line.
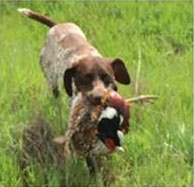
left=63, top=67, right=76, bottom=96
left=111, top=58, right=131, bottom=84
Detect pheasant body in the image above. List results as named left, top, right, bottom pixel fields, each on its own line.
left=63, top=90, right=130, bottom=157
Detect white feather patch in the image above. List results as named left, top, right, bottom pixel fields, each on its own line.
left=119, top=115, right=124, bottom=125
left=98, top=107, right=117, bottom=122
left=117, top=130, right=124, bottom=142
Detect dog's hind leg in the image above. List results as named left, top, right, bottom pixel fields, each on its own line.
left=52, top=86, right=60, bottom=98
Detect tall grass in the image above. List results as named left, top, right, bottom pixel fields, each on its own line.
left=0, top=1, right=192, bottom=187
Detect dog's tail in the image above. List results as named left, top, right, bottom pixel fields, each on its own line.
left=17, top=8, right=57, bottom=28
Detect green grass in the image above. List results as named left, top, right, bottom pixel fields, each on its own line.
left=0, top=1, right=192, bottom=187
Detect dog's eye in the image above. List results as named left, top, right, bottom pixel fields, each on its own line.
left=101, top=74, right=108, bottom=81
left=112, top=84, right=118, bottom=91
left=100, top=74, right=111, bottom=85
left=100, top=73, right=108, bottom=79
left=85, top=73, right=93, bottom=81
left=80, top=73, right=93, bottom=86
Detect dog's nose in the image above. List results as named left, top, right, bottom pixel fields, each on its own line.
left=88, top=95, right=102, bottom=105
left=93, top=96, right=102, bottom=105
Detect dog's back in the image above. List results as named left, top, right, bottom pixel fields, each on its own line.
left=18, top=8, right=101, bottom=97
left=18, top=8, right=130, bottom=101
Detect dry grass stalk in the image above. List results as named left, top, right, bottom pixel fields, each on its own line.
left=126, top=95, right=159, bottom=104
left=135, top=47, right=142, bottom=95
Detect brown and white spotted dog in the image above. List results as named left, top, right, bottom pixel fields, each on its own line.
left=18, top=8, right=131, bottom=106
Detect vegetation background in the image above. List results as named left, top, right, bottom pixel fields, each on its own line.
left=0, top=1, right=192, bottom=187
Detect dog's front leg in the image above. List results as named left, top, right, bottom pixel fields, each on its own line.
left=86, top=155, right=115, bottom=186
left=86, top=155, right=98, bottom=175
left=98, top=156, right=116, bottom=187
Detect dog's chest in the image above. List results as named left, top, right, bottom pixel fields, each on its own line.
left=67, top=95, right=104, bottom=156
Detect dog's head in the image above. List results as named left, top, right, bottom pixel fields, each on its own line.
left=63, top=56, right=130, bottom=105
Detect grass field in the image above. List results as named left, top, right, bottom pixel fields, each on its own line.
left=0, top=1, right=192, bottom=187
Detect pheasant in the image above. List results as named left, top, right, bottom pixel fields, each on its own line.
left=54, top=89, right=158, bottom=175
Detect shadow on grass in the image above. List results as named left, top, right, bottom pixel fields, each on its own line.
left=18, top=115, right=100, bottom=187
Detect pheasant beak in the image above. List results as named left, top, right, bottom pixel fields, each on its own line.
left=115, top=146, right=125, bottom=152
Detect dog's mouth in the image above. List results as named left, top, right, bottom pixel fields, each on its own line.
left=97, top=107, right=124, bottom=152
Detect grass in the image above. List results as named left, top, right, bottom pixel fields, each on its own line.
left=0, top=1, right=192, bottom=187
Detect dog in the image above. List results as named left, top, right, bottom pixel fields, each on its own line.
left=18, top=8, right=131, bottom=106
left=18, top=8, right=131, bottom=185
